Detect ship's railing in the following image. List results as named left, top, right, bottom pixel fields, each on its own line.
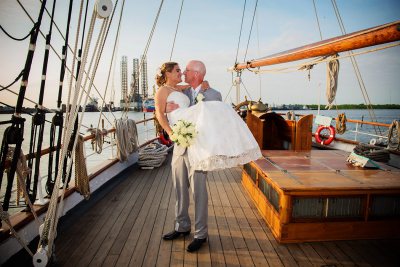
left=341, top=118, right=390, bottom=144
left=276, top=112, right=392, bottom=145
left=0, top=117, right=157, bottom=242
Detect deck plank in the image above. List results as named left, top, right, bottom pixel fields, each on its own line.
left=115, top=165, right=166, bottom=266
left=218, top=169, right=269, bottom=267
left=86, top=168, right=153, bottom=267
left=142, top=167, right=173, bottom=266
left=47, top=153, right=400, bottom=267
left=206, top=182, right=226, bottom=267
left=128, top=164, right=171, bottom=266
left=55, top=167, right=138, bottom=261
left=59, top=166, right=145, bottom=266
left=156, top=167, right=176, bottom=267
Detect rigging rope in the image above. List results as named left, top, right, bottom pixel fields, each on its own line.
left=331, top=0, right=381, bottom=135
left=127, top=0, right=165, bottom=113
left=0, top=23, right=38, bottom=41
left=234, top=0, right=247, bottom=64
left=0, top=70, right=24, bottom=92
left=312, top=0, right=323, bottom=40
left=169, top=0, right=185, bottom=60
left=243, top=0, right=258, bottom=62
left=95, top=0, right=123, bottom=130
left=47, top=0, right=75, bottom=196
left=36, top=2, right=113, bottom=261
left=5, top=148, right=39, bottom=223
left=0, top=0, right=47, bottom=215
left=0, top=204, right=34, bottom=257
left=26, top=0, right=58, bottom=205
left=17, top=0, right=116, bottom=125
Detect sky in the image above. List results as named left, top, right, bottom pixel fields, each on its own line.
left=0, top=0, right=399, bottom=109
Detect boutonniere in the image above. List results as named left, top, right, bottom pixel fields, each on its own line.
left=195, top=93, right=205, bottom=104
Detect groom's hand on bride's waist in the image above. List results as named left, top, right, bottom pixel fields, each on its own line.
left=166, top=101, right=180, bottom=113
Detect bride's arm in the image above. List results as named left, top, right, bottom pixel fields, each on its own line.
left=177, top=80, right=210, bottom=90
left=155, top=87, right=173, bottom=135
left=176, top=84, right=190, bottom=90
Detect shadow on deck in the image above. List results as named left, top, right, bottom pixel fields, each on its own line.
left=5, top=153, right=400, bottom=266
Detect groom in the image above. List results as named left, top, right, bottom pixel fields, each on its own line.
left=163, top=60, right=222, bottom=252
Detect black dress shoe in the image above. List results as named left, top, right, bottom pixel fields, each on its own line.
left=186, top=238, right=207, bottom=252
left=162, top=230, right=190, bottom=240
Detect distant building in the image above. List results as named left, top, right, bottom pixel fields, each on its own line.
left=141, top=55, right=148, bottom=99
left=131, top=58, right=139, bottom=99
left=119, top=55, right=149, bottom=111
left=120, top=56, right=129, bottom=109
left=130, top=58, right=141, bottom=111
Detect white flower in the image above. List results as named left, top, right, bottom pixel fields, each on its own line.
left=196, top=93, right=205, bottom=103
left=156, top=67, right=162, bottom=77
left=170, top=119, right=198, bottom=147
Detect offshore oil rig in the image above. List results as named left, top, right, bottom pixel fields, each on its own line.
left=120, top=55, right=149, bottom=111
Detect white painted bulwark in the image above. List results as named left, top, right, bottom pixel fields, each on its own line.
left=0, top=152, right=138, bottom=265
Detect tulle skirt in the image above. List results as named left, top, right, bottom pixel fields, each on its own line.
left=168, top=101, right=262, bottom=171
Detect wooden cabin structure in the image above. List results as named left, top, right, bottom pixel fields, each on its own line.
left=242, top=111, right=400, bottom=243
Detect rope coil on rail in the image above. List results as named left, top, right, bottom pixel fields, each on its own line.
left=115, top=118, right=139, bottom=162
left=87, top=127, right=108, bottom=154
left=336, top=113, right=347, bottom=134
left=74, top=135, right=90, bottom=200
left=138, top=142, right=171, bottom=169
left=387, top=120, right=400, bottom=150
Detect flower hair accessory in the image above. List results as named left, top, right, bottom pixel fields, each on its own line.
left=156, top=67, right=162, bottom=77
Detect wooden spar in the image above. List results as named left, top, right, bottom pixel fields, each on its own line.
left=234, top=20, right=400, bottom=70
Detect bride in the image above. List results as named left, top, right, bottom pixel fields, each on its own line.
left=155, top=60, right=261, bottom=253
left=154, top=61, right=262, bottom=171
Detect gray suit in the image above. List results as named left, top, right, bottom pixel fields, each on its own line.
left=171, top=87, right=222, bottom=239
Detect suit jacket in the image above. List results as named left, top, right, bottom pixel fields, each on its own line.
left=174, top=87, right=222, bottom=156
left=183, top=87, right=222, bottom=105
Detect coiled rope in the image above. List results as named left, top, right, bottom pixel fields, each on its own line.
left=286, top=111, right=295, bottom=120
left=353, top=143, right=390, bottom=163
left=138, top=143, right=170, bottom=169
left=325, top=54, right=339, bottom=110
left=335, top=113, right=347, bottom=134
left=87, top=127, right=108, bottom=154
left=115, top=118, right=139, bottom=162
left=74, top=135, right=90, bottom=200
left=387, top=120, right=400, bottom=150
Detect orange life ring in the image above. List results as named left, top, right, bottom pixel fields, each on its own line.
left=158, top=130, right=172, bottom=146
left=315, top=125, right=335, bottom=145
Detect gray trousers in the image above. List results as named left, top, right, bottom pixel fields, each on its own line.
left=171, top=149, right=208, bottom=239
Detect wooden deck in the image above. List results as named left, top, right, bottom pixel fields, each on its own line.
left=7, top=153, right=400, bottom=266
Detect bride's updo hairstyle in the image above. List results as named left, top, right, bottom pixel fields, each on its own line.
left=156, top=62, right=178, bottom=87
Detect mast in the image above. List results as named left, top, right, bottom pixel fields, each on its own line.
left=234, top=20, right=400, bottom=70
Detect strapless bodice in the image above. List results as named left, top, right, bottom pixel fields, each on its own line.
left=167, top=91, right=190, bottom=109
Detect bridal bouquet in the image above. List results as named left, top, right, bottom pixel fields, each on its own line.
left=170, top=120, right=197, bottom=147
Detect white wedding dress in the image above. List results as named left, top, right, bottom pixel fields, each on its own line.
left=167, top=91, right=262, bottom=171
